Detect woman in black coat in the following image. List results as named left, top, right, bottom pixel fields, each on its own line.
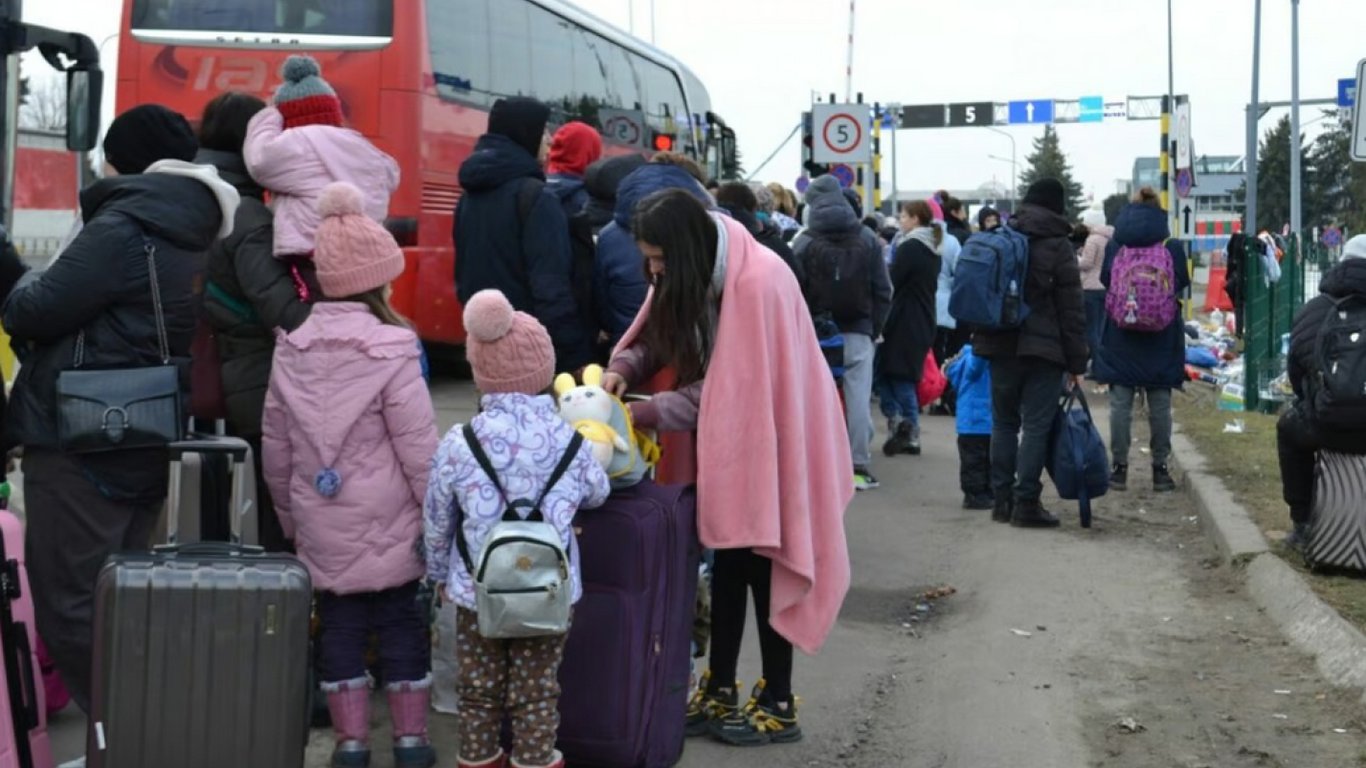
left=878, top=200, right=942, bottom=456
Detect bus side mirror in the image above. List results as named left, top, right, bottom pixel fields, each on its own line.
left=65, top=67, right=103, bottom=153
left=721, top=134, right=738, bottom=178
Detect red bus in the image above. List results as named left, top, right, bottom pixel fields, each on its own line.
left=116, top=0, right=737, bottom=344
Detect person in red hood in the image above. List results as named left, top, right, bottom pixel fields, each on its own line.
left=546, top=121, right=603, bottom=218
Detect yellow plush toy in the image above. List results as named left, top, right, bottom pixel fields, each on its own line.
left=554, top=365, right=660, bottom=487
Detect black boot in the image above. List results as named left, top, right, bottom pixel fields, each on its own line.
left=991, top=494, right=1013, bottom=523
left=907, top=424, right=922, bottom=456
left=1152, top=464, right=1176, bottom=493
left=883, top=422, right=912, bottom=457
left=1010, top=499, right=1061, bottom=528
left=963, top=493, right=994, bottom=511
left=1109, top=463, right=1128, bottom=491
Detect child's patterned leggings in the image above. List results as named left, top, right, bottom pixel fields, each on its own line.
left=456, top=608, right=568, bottom=766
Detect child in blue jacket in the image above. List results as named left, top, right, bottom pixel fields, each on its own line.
left=945, top=345, right=993, bottom=511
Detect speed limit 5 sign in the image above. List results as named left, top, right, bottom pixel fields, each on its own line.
left=812, top=103, right=872, bottom=164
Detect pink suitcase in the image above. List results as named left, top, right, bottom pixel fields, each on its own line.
left=0, top=503, right=53, bottom=768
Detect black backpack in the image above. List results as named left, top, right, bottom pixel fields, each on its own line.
left=801, top=230, right=873, bottom=327
left=1311, top=295, right=1366, bottom=429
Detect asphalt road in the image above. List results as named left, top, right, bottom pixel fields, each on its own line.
left=37, top=378, right=1366, bottom=767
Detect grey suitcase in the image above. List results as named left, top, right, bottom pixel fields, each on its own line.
left=1307, top=450, right=1366, bottom=572
left=87, top=438, right=312, bottom=768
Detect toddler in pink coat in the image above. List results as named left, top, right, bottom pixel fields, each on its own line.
left=244, top=54, right=400, bottom=301
left=262, top=182, right=438, bottom=768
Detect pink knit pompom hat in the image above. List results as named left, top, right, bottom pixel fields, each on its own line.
left=464, top=290, right=555, bottom=395
left=312, top=182, right=404, bottom=298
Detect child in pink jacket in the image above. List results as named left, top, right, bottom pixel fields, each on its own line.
left=245, top=55, right=400, bottom=301
left=262, top=182, right=438, bottom=768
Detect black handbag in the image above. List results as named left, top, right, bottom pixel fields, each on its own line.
left=56, top=238, right=182, bottom=453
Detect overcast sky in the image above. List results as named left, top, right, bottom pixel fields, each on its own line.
left=21, top=0, right=1366, bottom=204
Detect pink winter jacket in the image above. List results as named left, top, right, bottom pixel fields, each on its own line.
left=244, top=106, right=400, bottom=257
left=262, top=303, right=438, bottom=594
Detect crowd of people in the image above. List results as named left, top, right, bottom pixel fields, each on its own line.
left=0, top=48, right=1254, bottom=768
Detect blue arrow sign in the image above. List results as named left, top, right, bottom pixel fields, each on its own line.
left=1339, top=78, right=1357, bottom=108
left=1079, top=96, right=1104, bottom=123
left=1008, top=100, right=1054, bottom=124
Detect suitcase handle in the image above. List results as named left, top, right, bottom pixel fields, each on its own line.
left=152, top=541, right=265, bottom=558
left=169, top=438, right=249, bottom=463
left=167, top=436, right=254, bottom=546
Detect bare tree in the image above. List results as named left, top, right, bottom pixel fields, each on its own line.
left=18, top=76, right=65, bottom=132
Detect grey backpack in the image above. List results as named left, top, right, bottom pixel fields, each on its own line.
left=456, top=425, right=583, bottom=639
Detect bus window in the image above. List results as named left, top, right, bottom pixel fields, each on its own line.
left=131, top=0, right=393, bottom=37
left=637, top=59, right=691, bottom=155
left=568, top=27, right=609, bottom=126
left=428, top=0, right=492, bottom=107
left=527, top=5, right=575, bottom=124
left=488, top=1, right=533, bottom=103
left=580, top=32, right=640, bottom=113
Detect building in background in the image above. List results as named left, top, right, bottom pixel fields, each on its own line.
left=1131, top=154, right=1245, bottom=254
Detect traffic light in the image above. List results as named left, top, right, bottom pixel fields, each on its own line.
left=801, top=111, right=829, bottom=178
left=651, top=131, right=674, bottom=152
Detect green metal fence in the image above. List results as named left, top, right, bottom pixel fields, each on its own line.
left=1240, top=233, right=1340, bottom=411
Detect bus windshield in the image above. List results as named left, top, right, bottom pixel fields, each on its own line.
left=131, top=0, right=393, bottom=38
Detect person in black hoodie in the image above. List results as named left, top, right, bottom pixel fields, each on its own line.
left=1092, top=188, right=1190, bottom=495
left=4, top=104, right=240, bottom=714
left=454, top=97, right=593, bottom=372
left=972, top=178, right=1089, bottom=528
left=1277, top=235, right=1366, bottom=550
left=713, top=182, right=801, bottom=279
left=197, top=91, right=311, bottom=552
left=798, top=174, right=892, bottom=491
left=978, top=206, right=1001, bottom=232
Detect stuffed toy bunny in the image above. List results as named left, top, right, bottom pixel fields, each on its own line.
left=554, top=365, right=659, bottom=488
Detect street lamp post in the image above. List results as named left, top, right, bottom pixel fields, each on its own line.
left=1289, top=0, right=1302, bottom=238
left=986, top=126, right=1016, bottom=211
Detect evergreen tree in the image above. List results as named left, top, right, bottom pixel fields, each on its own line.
left=1234, top=115, right=1311, bottom=233
left=1018, top=125, right=1086, bottom=219
left=1306, top=110, right=1366, bottom=232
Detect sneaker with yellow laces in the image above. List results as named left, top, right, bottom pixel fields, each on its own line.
left=709, top=679, right=802, bottom=746
left=684, top=670, right=739, bottom=737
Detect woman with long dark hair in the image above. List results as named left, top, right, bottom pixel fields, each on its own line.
left=602, top=190, right=852, bottom=747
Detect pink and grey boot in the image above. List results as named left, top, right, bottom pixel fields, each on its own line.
left=388, top=676, right=436, bottom=768
left=322, top=677, right=371, bottom=767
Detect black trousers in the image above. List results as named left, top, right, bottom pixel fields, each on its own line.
left=990, top=357, right=1065, bottom=503
left=1276, top=404, right=1366, bottom=524
left=958, top=434, right=991, bottom=497
left=707, top=548, right=793, bottom=702
left=24, top=448, right=162, bottom=714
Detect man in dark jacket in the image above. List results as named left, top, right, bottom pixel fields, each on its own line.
left=713, top=182, right=802, bottom=280
left=1277, top=237, right=1366, bottom=549
left=454, top=97, right=593, bottom=372
left=798, top=174, right=893, bottom=491
left=1092, top=194, right=1190, bottom=494
left=973, top=178, right=1089, bottom=528
left=594, top=162, right=712, bottom=347
left=3, top=104, right=239, bottom=713
left=197, top=91, right=310, bottom=552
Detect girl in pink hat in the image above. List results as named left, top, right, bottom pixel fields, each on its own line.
left=261, top=182, right=438, bottom=768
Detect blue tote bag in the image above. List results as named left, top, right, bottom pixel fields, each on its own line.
left=1046, top=387, right=1109, bottom=528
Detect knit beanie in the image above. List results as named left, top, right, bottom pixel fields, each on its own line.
left=312, top=183, right=404, bottom=298
left=102, top=104, right=198, bottom=175
left=547, top=121, right=603, bottom=177
left=274, top=55, right=344, bottom=129
left=464, top=290, right=555, bottom=395
left=1081, top=208, right=1107, bottom=228
left=1023, top=178, right=1067, bottom=215
left=488, top=97, right=551, bottom=159
left=1344, top=234, right=1366, bottom=261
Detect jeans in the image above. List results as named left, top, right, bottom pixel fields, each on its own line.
left=708, top=549, right=793, bottom=702
left=958, top=434, right=991, bottom=497
left=876, top=376, right=920, bottom=430
left=843, top=333, right=876, bottom=469
left=1276, top=404, right=1366, bottom=524
left=1083, top=290, right=1106, bottom=363
left=316, top=580, right=429, bottom=685
left=990, top=358, right=1065, bottom=503
left=1109, top=385, right=1173, bottom=467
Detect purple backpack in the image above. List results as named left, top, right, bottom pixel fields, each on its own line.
left=1105, top=243, right=1178, bottom=332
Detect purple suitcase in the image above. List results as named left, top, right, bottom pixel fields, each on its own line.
left=557, top=479, right=699, bottom=768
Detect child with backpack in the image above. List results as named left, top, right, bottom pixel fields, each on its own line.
left=245, top=54, right=400, bottom=301
left=945, top=345, right=993, bottom=510
left=423, top=289, right=610, bottom=768
left=261, top=183, right=439, bottom=768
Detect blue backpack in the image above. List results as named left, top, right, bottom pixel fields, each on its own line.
left=948, top=226, right=1031, bottom=330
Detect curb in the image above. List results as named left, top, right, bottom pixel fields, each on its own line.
left=1169, top=424, right=1366, bottom=703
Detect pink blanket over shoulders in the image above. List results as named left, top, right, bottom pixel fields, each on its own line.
left=617, top=215, right=853, bottom=654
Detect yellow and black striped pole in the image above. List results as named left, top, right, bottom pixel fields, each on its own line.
left=872, top=103, right=883, bottom=214
left=1159, top=95, right=1171, bottom=217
